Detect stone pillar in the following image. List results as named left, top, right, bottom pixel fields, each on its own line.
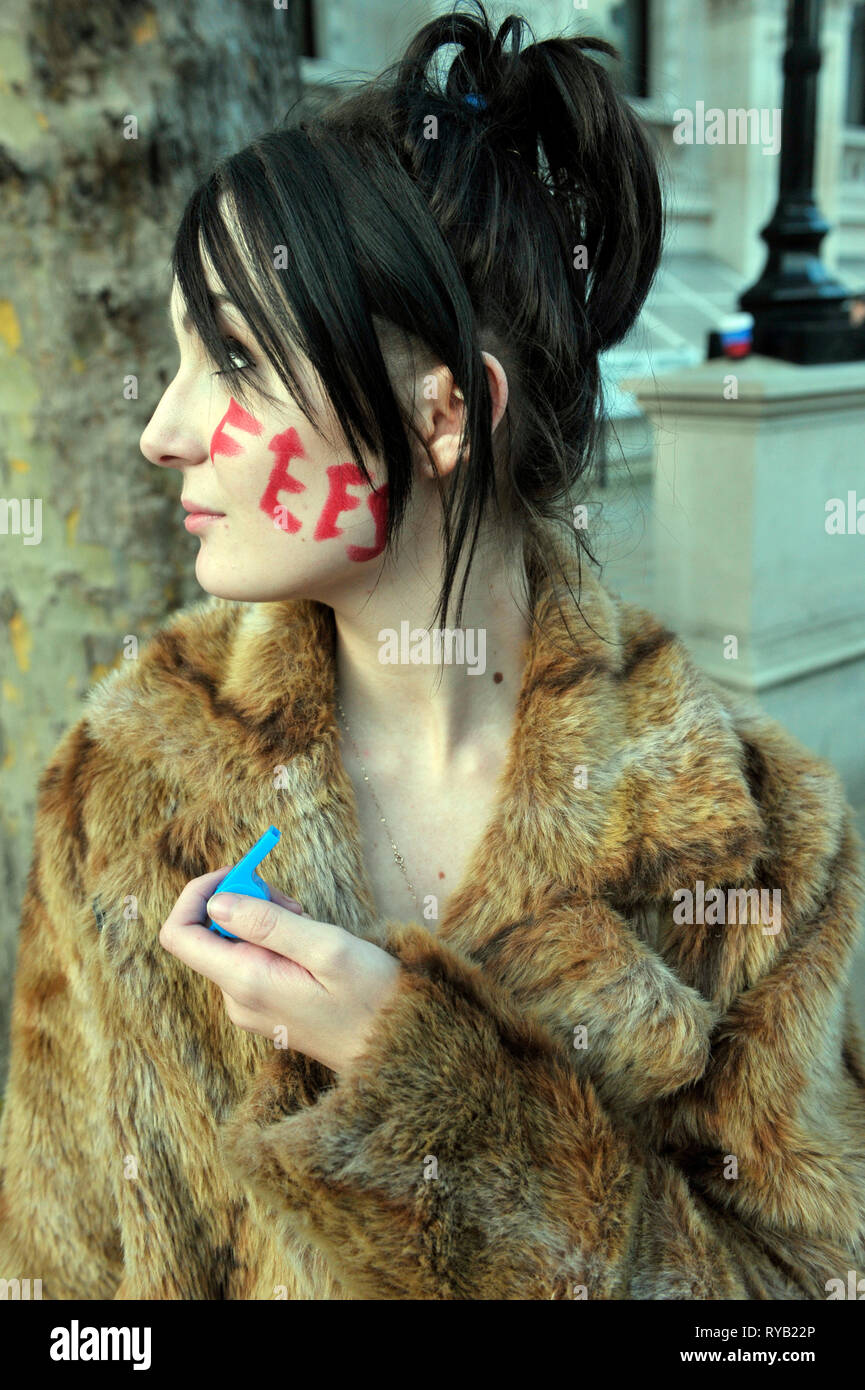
left=702, top=0, right=786, bottom=281
left=701, top=0, right=860, bottom=280
left=816, top=0, right=858, bottom=272
left=627, top=355, right=865, bottom=806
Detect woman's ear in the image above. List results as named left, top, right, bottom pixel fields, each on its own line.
left=418, top=352, right=509, bottom=481
left=482, top=352, right=509, bottom=434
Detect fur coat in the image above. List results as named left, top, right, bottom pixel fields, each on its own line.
left=2, top=521, right=865, bottom=1301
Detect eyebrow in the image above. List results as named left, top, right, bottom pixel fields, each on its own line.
left=168, top=291, right=236, bottom=339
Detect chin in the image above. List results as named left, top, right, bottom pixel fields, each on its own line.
left=192, top=554, right=309, bottom=604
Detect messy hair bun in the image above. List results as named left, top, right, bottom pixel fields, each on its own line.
left=396, top=7, right=662, bottom=353
left=172, top=0, right=663, bottom=634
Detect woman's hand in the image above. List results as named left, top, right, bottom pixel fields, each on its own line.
left=159, top=867, right=404, bottom=1078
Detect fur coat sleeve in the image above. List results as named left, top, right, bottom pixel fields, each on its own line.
left=2, top=546, right=865, bottom=1301
left=0, top=722, right=125, bottom=1300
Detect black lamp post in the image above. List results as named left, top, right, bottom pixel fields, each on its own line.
left=738, top=0, right=865, bottom=364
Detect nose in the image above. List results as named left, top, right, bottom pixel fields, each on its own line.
left=139, top=378, right=209, bottom=472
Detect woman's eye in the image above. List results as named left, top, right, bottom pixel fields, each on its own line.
left=212, top=337, right=254, bottom=376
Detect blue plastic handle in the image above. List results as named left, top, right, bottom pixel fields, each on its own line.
left=207, top=825, right=281, bottom=941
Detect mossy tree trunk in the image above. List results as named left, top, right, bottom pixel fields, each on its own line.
left=0, top=0, right=302, bottom=1085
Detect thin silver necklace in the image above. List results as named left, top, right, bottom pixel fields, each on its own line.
left=335, top=696, right=421, bottom=913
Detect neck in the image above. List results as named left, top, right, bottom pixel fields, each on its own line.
left=330, top=524, right=533, bottom=778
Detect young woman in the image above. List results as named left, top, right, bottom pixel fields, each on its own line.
left=2, top=1, right=864, bottom=1301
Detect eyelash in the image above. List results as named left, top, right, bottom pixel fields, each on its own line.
left=211, top=336, right=255, bottom=377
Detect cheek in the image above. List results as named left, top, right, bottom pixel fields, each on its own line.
left=256, top=439, right=388, bottom=562
left=210, top=403, right=389, bottom=564
left=313, top=463, right=388, bottom=562
left=209, top=397, right=263, bottom=464
left=259, top=427, right=307, bottom=534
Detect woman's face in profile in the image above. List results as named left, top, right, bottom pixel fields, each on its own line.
left=139, top=272, right=390, bottom=605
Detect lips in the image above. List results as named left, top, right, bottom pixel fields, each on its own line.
left=181, top=500, right=225, bottom=516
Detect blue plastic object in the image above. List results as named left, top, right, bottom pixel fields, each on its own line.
left=207, top=825, right=281, bottom=941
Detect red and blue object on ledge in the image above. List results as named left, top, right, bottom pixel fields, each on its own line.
left=707, top=311, right=754, bottom=361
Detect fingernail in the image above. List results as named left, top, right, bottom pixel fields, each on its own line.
left=208, top=893, right=237, bottom=921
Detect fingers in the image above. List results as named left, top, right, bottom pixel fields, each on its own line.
left=161, top=865, right=235, bottom=933
left=161, top=867, right=305, bottom=934
left=268, top=884, right=307, bottom=916
left=159, top=868, right=313, bottom=992
left=201, top=892, right=343, bottom=978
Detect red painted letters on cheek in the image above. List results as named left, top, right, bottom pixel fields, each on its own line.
left=313, top=462, right=388, bottom=562
left=259, top=426, right=307, bottom=533
left=245, top=419, right=387, bottom=556
left=209, top=397, right=263, bottom=463
left=348, top=481, right=388, bottom=562
left=313, top=462, right=361, bottom=540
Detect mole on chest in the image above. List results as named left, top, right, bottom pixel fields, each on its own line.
left=355, top=797, right=491, bottom=928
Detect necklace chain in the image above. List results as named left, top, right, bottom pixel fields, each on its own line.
left=336, top=697, right=420, bottom=914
